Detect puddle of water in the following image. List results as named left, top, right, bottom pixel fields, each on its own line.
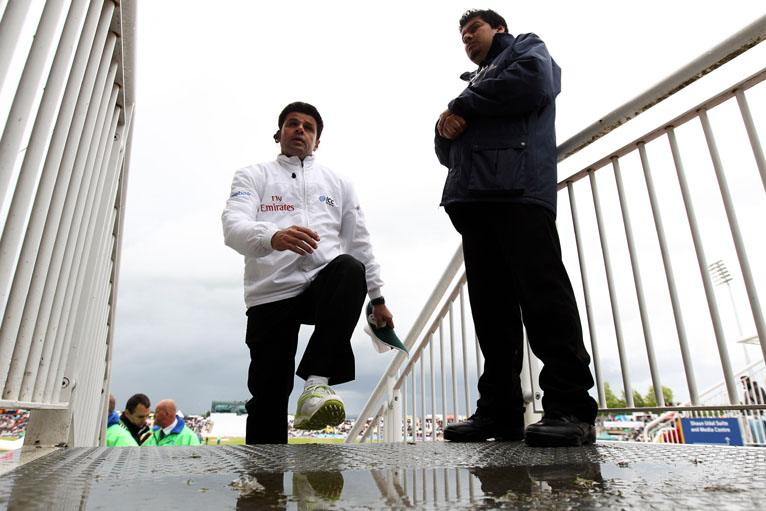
left=2, top=459, right=754, bottom=510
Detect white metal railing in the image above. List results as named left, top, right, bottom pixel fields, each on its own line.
left=0, top=0, right=135, bottom=447
left=349, top=15, right=766, bottom=444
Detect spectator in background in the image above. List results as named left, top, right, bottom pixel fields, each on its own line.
left=105, top=394, right=138, bottom=447
left=120, top=393, right=152, bottom=445
left=741, top=376, right=766, bottom=404
left=741, top=375, right=766, bottom=444
left=143, top=399, right=200, bottom=446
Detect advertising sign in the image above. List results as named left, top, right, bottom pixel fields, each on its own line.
left=680, top=417, right=743, bottom=446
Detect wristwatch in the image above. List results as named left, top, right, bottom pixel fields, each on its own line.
left=371, top=296, right=385, bottom=306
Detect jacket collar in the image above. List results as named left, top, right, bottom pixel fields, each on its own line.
left=120, top=413, right=145, bottom=435
left=277, top=153, right=315, bottom=171
left=107, top=411, right=120, bottom=427
left=152, top=415, right=186, bottom=435
left=460, top=32, right=515, bottom=82
left=481, top=32, right=514, bottom=67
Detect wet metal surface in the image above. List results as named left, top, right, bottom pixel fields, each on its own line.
left=0, top=447, right=59, bottom=478
left=0, top=441, right=765, bottom=509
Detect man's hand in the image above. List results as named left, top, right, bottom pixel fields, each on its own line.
left=373, top=304, right=394, bottom=329
left=271, top=225, right=320, bottom=255
left=437, top=110, right=467, bottom=140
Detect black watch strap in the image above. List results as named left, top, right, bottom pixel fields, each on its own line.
left=371, top=296, right=385, bottom=306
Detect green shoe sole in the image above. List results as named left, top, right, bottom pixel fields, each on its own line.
left=294, top=399, right=345, bottom=431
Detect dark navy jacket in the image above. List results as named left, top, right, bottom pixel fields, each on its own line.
left=436, top=32, right=561, bottom=213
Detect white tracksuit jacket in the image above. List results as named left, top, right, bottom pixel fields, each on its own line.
left=222, top=154, right=383, bottom=308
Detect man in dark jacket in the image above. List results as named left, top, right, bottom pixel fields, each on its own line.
left=120, top=393, right=152, bottom=445
left=435, top=9, right=598, bottom=447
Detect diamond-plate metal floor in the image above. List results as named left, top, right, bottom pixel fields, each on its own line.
left=1, top=441, right=765, bottom=509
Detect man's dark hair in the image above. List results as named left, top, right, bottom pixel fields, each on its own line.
left=125, top=393, right=150, bottom=413
left=459, top=9, right=508, bottom=32
left=277, top=101, right=324, bottom=139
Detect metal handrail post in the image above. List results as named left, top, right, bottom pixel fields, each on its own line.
left=100, top=107, right=134, bottom=431
left=438, top=321, right=446, bottom=436
left=419, top=355, right=425, bottom=442
left=0, top=0, right=92, bottom=401
left=53, top=103, right=121, bottom=403
left=611, top=157, right=664, bottom=405
left=46, top=90, right=119, bottom=401
left=392, top=379, right=402, bottom=442
left=666, top=126, right=737, bottom=404
left=638, top=143, right=699, bottom=404
left=32, top=49, right=117, bottom=402
left=0, top=0, right=110, bottom=392
left=410, top=368, right=416, bottom=441
left=0, top=0, right=67, bottom=212
left=346, top=245, right=464, bottom=442
left=383, top=375, right=394, bottom=443
left=7, top=94, right=117, bottom=400
left=459, top=287, right=471, bottom=417
left=699, top=109, right=766, bottom=369
left=28, top=24, right=117, bottom=402
left=448, top=301, right=458, bottom=421
left=400, top=375, right=407, bottom=442
left=429, top=334, right=436, bottom=441
left=735, top=90, right=766, bottom=193
left=360, top=405, right=384, bottom=443
left=0, top=0, right=32, bottom=93
left=566, top=182, right=605, bottom=407
left=588, top=170, right=634, bottom=406
left=93, top=118, right=130, bottom=428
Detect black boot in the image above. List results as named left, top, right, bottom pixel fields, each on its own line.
left=524, top=413, right=596, bottom=447
left=443, top=413, right=524, bottom=442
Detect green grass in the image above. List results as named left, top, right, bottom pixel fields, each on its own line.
left=205, top=437, right=346, bottom=445
left=288, top=437, right=346, bottom=444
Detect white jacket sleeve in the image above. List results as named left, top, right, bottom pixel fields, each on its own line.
left=339, top=180, right=384, bottom=299
left=221, top=167, right=279, bottom=257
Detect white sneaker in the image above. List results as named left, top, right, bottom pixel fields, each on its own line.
left=293, top=384, right=345, bottom=431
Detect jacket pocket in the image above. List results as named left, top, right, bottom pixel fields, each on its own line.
left=468, top=140, right=527, bottom=197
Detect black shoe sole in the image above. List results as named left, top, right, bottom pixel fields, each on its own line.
left=524, top=429, right=596, bottom=447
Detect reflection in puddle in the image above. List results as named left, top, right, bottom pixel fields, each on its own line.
left=232, top=463, right=606, bottom=509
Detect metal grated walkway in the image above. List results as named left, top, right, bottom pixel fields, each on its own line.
left=1, top=441, right=765, bottom=509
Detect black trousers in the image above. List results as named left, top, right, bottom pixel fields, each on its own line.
left=244, top=254, right=367, bottom=444
left=446, top=203, right=598, bottom=424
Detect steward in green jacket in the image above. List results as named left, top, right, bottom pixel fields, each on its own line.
left=106, top=410, right=138, bottom=447
left=142, top=400, right=200, bottom=446
left=143, top=415, right=200, bottom=446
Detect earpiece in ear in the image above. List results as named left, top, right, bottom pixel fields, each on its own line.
left=273, top=130, right=280, bottom=143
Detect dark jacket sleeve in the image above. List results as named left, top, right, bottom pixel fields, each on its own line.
left=449, top=34, right=556, bottom=119
left=434, top=121, right=451, bottom=168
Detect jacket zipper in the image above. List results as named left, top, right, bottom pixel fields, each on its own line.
left=300, top=160, right=311, bottom=279
left=302, top=159, right=310, bottom=229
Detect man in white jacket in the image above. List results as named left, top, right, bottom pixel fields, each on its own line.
left=222, top=102, right=393, bottom=444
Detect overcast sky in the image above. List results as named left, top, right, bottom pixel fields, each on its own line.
left=110, top=1, right=766, bottom=416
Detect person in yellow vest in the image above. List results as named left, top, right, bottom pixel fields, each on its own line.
left=142, top=399, right=200, bottom=446
left=105, top=394, right=138, bottom=447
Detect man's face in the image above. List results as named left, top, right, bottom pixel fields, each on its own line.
left=461, top=16, right=504, bottom=65
left=279, top=112, right=320, bottom=159
left=154, top=407, right=174, bottom=429
left=124, top=404, right=150, bottom=427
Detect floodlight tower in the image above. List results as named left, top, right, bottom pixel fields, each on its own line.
left=708, top=259, right=750, bottom=365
